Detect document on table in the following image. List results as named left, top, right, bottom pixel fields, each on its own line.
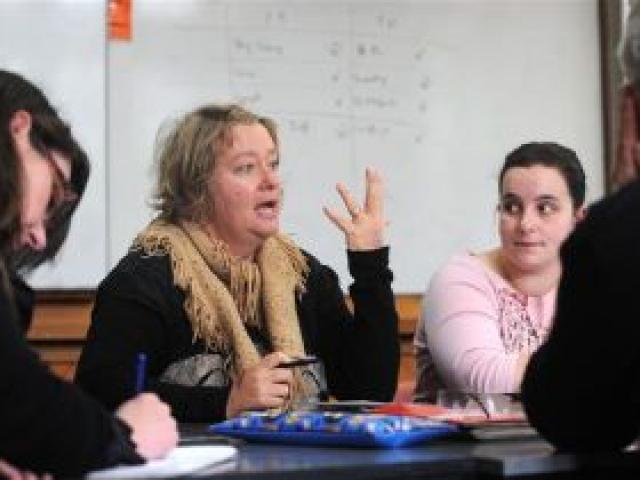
left=86, top=445, right=237, bottom=479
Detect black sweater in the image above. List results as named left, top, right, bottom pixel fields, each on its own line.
left=75, top=247, right=399, bottom=422
left=0, top=274, right=141, bottom=476
left=522, top=180, right=640, bottom=451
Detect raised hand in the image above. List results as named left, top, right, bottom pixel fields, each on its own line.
left=323, top=167, right=387, bottom=251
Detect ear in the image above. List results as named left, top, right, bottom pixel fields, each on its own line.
left=574, top=205, right=587, bottom=223
left=9, top=110, right=32, bottom=141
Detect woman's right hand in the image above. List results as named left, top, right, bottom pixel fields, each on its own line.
left=226, top=352, right=293, bottom=418
left=115, top=393, right=178, bottom=460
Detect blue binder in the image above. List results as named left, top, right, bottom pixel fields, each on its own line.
left=210, top=411, right=458, bottom=448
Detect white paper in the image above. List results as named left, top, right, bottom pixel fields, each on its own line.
left=86, top=445, right=237, bottom=479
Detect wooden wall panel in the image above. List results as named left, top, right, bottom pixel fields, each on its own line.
left=27, top=294, right=94, bottom=381
left=28, top=294, right=422, bottom=385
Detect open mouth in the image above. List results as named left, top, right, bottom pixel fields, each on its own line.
left=255, top=200, right=279, bottom=217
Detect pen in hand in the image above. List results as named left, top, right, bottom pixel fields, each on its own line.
left=135, top=352, right=147, bottom=394
left=276, top=355, right=319, bottom=368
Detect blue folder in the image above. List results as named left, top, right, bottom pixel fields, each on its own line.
left=210, top=411, right=458, bottom=448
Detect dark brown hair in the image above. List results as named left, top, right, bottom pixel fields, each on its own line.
left=0, top=70, right=90, bottom=272
left=499, top=142, right=586, bottom=210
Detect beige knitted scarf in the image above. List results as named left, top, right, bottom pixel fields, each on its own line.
left=132, top=220, right=313, bottom=407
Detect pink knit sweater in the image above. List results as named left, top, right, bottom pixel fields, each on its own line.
left=414, top=253, right=555, bottom=400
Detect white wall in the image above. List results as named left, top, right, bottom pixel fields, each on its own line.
left=0, top=1, right=106, bottom=289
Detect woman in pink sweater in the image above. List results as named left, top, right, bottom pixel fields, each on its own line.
left=414, top=143, right=586, bottom=401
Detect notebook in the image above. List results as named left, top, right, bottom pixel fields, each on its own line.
left=85, top=445, right=237, bottom=479
left=374, top=400, right=527, bottom=427
left=373, top=402, right=535, bottom=440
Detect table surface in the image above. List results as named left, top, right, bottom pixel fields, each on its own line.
left=178, top=424, right=640, bottom=479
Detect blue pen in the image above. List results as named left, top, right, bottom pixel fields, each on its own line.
left=135, top=352, right=147, bottom=394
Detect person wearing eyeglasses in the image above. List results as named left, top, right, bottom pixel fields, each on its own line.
left=414, top=143, right=586, bottom=402
left=0, top=69, right=178, bottom=478
left=522, top=1, right=640, bottom=452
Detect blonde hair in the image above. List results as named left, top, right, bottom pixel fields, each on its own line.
left=151, top=104, right=278, bottom=223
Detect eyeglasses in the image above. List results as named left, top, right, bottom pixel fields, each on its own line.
left=44, top=150, right=78, bottom=226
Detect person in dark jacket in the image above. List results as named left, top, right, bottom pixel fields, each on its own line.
left=0, top=69, right=177, bottom=477
left=522, top=2, right=640, bottom=452
left=522, top=179, right=640, bottom=451
left=75, top=103, right=399, bottom=422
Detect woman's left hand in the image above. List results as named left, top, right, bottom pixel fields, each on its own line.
left=323, top=167, right=387, bottom=251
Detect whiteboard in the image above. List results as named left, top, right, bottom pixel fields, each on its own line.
left=109, top=0, right=603, bottom=294
left=0, top=0, right=106, bottom=289
left=1, top=0, right=603, bottom=293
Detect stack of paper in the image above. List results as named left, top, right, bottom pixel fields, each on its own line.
left=86, top=445, right=237, bottom=479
